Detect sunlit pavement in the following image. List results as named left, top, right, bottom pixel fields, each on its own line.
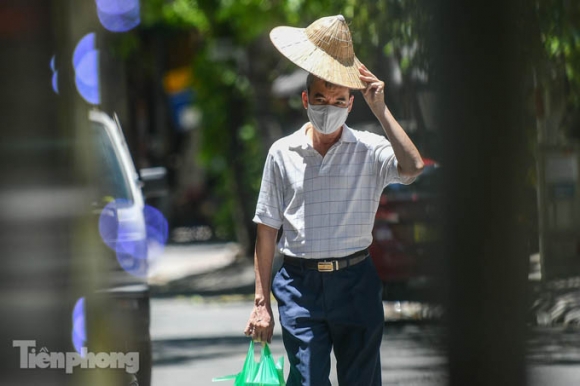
left=148, top=243, right=242, bottom=286
left=150, top=297, right=448, bottom=386
left=150, top=297, right=580, bottom=386
left=148, top=244, right=580, bottom=386
left=150, top=298, right=286, bottom=386
left=147, top=242, right=256, bottom=297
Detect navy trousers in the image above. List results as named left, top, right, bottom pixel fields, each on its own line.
left=272, top=255, right=384, bottom=386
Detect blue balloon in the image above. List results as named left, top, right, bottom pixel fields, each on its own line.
left=98, top=199, right=127, bottom=251
left=116, top=251, right=149, bottom=278
left=144, top=205, right=168, bottom=242
left=75, top=73, right=100, bottom=105
left=99, top=199, right=143, bottom=256
left=72, top=297, right=85, bottom=322
left=95, top=0, right=138, bottom=15
left=71, top=297, right=87, bottom=355
left=117, top=236, right=148, bottom=260
left=72, top=34, right=100, bottom=104
left=97, top=4, right=140, bottom=33
left=75, top=49, right=99, bottom=87
left=52, top=71, right=59, bottom=94
left=144, top=205, right=169, bottom=259
left=98, top=200, right=149, bottom=276
left=98, top=200, right=169, bottom=276
left=73, top=315, right=87, bottom=342
left=72, top=330, right=86, bottom=356
left=73, top=33, right=96, bottom=70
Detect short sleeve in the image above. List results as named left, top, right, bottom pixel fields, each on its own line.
left=253, top=152, right=284, bottom=229
left=374, top=137, right=417, bottom=188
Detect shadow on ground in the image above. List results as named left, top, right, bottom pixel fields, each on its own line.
left=152, top=335, right=255, bottom=366
left=150, top=258, right=255, bottom=298
left=528, top=326, right=580, bottom=365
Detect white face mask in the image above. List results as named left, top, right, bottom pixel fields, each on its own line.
left=307, top=103, right=349, bottom=135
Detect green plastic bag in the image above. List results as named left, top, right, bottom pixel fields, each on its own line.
left=212, top=340, right=285, bottom=386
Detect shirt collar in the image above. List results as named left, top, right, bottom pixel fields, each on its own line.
left=288, top=123, right=357, bottom=150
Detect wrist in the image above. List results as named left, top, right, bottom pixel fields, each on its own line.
left=369, top=103, right=386, bottom=118
left=254, top=296, right=271, bottom=307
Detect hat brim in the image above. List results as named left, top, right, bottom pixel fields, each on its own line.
left=270, top=26, right=367, bottom=90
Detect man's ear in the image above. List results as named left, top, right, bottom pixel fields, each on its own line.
left=348, top=94, right=354, bottom=113
left=301, top=91, right=309, bottom=110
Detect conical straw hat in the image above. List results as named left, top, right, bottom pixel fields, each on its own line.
left=270, top=15, right=367, bottom=90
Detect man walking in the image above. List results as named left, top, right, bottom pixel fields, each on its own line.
left=244, top=15, right=424, bottom=385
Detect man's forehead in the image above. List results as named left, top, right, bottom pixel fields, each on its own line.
left=310, top=77, right=350, bottom=96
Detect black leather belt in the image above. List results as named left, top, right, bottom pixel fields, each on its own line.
left=283, top=249, right=369, bottom=272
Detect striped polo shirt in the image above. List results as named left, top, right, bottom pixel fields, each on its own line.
left=253, top=123, right=415, bottom=259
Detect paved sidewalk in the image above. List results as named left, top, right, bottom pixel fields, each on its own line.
left=150, top=298, right=448, bottom=386
left=147, top=243, right=256, bottom=297
left=150, top=298, right=288, bottom=386
left=148, top=243, right=242, bottom=285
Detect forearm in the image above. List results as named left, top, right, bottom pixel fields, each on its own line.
left=358, top=65, right=424, bottom=177
left=246, top=223, right=278, bottom=343
left=375, top=105, right=424, bottom=177
left=253, top=224, right=278, bottom=306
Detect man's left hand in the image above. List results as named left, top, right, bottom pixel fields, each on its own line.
left=359, top=64, right=386, bottom=114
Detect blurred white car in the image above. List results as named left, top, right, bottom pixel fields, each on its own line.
left=80, top=109, right=166, bottom=386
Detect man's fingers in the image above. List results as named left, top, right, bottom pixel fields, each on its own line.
left=253, top=328, right=264, bottom=343
left=246, top=321, right=260, bottom=340
left=243, top=323, right=253, bottom=336
left=249, top=324, right=274, bottom=344
left=244, top=320, right=261, bottom=336
left=363, top=83, right=382, bottom=93
left=360, top=67, right=385, bottom=99
left=362, top=81, right=385, bottom=97
left=359, top=64, right=372, bottom=75
left=359, top=67, right=379, bottom=83
left=359, top=73, right=376, bottom=81
left=244, top=308, right=274, bottom=342
left=360, top=77, right=378, bottom=86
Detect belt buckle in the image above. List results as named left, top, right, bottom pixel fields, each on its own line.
left=317, top=261, right=338, bottom=272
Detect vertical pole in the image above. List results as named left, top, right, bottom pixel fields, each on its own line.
left=435, top=1, right=529, bottom=385
left=0, top=0, right=75, bottom=384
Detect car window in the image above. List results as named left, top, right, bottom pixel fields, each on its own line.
left=90, top=121, right=133, bottom=202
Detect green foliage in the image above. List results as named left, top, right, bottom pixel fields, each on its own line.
left=537, top=0, right=580, bottom=107
left=141, top=0, right=210, bottom=31
left=107, top=33, right=141, bottom=60
left=136, top=0, right=580, bottom=245
left=137, top=0, right=438, bottom=244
